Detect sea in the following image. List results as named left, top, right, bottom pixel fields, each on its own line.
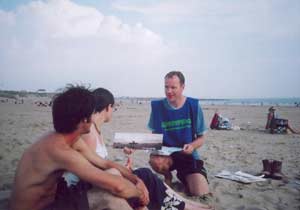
left=118, top=97, right=300, bottom=107
left=199, top=97, right=300, bottom=107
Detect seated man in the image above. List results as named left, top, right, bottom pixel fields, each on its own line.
left=266, top=106, right=299, bottom=134
left=147, top=71, right=211, bottom=199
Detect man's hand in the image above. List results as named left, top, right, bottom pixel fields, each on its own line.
left=183, top=143, right=194, bottom=154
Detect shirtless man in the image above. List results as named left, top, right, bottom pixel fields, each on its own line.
left=9, top=85, right=148, bottom=210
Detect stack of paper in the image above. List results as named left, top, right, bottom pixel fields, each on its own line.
left=150, top=146, right=183, bottom=156
left=215, top=170, right=266, bottom=184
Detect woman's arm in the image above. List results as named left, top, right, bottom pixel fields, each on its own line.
left=73, top=139, right=140, bottom=184
left=72, top=138, right=108, bottom=169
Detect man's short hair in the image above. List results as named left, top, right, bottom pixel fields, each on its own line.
left=93, top=88, right=115, bottom=113
left=52, top=85, right=95, bottom=133
left=165, top=71, right=185, bottom=85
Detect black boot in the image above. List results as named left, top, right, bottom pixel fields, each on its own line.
left=271, top=160, right=284, bottom=180
left=259, top=159, right=272, bottom=178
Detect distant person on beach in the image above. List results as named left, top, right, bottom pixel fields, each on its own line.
left=9, top=85, right=150, bottom=210
left=64, top=87, right=211, bottom=210
left=145, top=71, right=211, bottom=199
left=265, top=106, right=299, bottom=134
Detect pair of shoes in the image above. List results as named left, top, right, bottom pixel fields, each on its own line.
left=260, top=159, right=285, bottom=180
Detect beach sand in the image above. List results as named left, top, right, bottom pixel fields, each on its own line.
left=0, top=97, right=300, bottom=210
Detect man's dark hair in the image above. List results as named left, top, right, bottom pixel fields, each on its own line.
left=52, top=85, right=95, bottom=133
left=165, top=71, right=185, bottom=85
left=92, top=88, right=115, bottom=113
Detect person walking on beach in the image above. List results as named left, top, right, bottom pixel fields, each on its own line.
left=147, top=71, right=211, bottom=198
left=9, top=85, right=148, bottom=210
left=66, top=87, right=212, bottom=210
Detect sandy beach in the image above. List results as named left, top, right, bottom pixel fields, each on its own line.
left=0, top=97, right=300, bottom=210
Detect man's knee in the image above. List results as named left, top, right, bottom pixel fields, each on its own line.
left=185, top=173, right=209, bottom=196
left=186, top=173, right=208, bottom=185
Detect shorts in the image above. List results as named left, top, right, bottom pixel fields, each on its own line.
left=170, top=152, right=208, bottom=185
left=133, top=168, right=185, bottom=210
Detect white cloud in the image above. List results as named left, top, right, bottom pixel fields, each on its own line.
left=0, top=0, right=169, bottom=96
left=113, top=0, right=300, bottom=38
left=111, top=0, right=300, bottom=98
left=0, top=0, right=299, bottom=98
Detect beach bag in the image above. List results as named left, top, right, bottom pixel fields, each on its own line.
left=210, top=113, right=219, bottom=129
left=217, top=116, right=232, bottom=130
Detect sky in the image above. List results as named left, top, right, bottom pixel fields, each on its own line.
left=0, top=0, right=299, bottom=98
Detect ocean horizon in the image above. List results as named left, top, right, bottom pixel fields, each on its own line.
left=1, top=90, right=300, bottom=107
left=117, top=97, right=300, bottom=107
left=198, top=97, right=300, bottom=106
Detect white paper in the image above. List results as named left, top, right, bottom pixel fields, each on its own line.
left=215, top=170, right=266, bottom=184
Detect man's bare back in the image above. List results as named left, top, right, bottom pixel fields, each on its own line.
left=10, top=132, right=72, bottom=210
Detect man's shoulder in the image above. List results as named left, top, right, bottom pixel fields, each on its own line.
left=18, top=133, right=68, bottom=179
left=41, top=132, right=65, bottom=148
left=151, top=98, right=165, bottom=103
left=29, top=132, right=59, bottom=151
left=151, top=98, right=166, bottom=107
left=186, top=97, right=199, bottom=103
left=186, top=97, right=200, bottom=108
left=39, top=133, right=74, bottom=159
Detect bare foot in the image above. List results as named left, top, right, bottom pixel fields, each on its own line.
left=185, top=202, right=213, bottom=210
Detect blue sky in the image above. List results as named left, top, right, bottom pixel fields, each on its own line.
left=0, top=0, right=299, bottom=98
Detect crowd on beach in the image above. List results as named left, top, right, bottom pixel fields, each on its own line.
left=4, top=71, right=300, bottom=210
